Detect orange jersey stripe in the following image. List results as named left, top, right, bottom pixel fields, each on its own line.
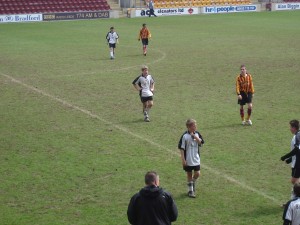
left=236, top=74, right=254, bottom=94
left=139, top=28, right=151, bottom=39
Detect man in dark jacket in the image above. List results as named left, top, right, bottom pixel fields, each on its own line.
left=127, top=171, right=178, bottom=225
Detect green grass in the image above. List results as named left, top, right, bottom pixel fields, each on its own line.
left=1, top=11, right=300, bottom=225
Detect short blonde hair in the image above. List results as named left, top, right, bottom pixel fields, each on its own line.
left=141, top=65, right=148, bottom=71
left=186, top=119, right=196, bottom=127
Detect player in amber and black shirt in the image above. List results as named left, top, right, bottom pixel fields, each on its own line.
left=138, top=23, right=152, bottom=56
left=236, top=64, right=254, bottom=125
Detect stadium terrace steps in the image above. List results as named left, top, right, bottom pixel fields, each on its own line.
left=0, top=0, right=111, bottom=15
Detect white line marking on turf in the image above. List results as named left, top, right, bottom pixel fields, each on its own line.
left=62, top=46, right=167, bottom=77
left=1, top=72, right=280, bottom=204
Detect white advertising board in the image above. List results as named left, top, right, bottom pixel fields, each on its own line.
left=203, top=5, right=258, bottom=14
left=0, top=14, right=43, bottom=23
left=135, top=7, right=199, bottom=17
left=274, top=3, right=300, bottom=10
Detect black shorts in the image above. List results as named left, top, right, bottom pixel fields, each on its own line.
left=141, top=96, right=153, bottom=103
left=109, top=43, right=116, bottom=48
left=238, top=92, right=252, bottom=105
left=142, top=38, right=149, bottom=46
left=183, top=165, right=200, bottom=172
left=292, top=168, right=300, bottom=178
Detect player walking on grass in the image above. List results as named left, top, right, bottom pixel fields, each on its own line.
left=132, top=65, right=155, bottom=122
left=236, top=64, right=255, bottom=125
left=178, top=119, right=204, bottom=198
left=138, top=23, right=151, bottom=56
left=106, top=26, right=119, bottom=60
left=281, top=120, right=300, bottom=201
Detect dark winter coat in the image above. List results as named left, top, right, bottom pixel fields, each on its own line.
left=127, top=185, right=178, bottom=225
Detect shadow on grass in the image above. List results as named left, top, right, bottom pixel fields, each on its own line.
left=118, top=118, right=145, bottom=124
left=122, top=54, right=144, bottom=58
left=236, top=205, right=283, bottom=218
left=100, top=54, right=142, bottom=59
left=205, top=123, right=251, bottom=130
left=174, top=192, right=191, bottom=200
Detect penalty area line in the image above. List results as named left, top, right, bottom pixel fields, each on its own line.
left=0, top=71, right=280, bottom=204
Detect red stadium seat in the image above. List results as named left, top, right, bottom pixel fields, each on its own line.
left=0, top=0, right=111, bottom=15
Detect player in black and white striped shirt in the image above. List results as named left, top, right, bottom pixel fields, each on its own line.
left=283, top=183, right=300, bottom=225
left=281, top=120, right=300, bottom=200
left=132, top=65, right=155, bottom=122
left=178, top=119, right=204, bottom=198
left=106, top=27, right=119, bottom=59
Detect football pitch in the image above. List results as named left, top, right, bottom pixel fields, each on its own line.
left=1, top=10, right=300, bottom=225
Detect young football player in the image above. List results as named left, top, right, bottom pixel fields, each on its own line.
left=106, top=27, right=119, bottom=59
left=236, top=65, right=255, bottom=125
left=138, top=24, right=151, bottom=56
left=178, top=119, right=204, bottom=198
left=281, top=120, right=300, bottom=201
left=132, top=65, right=155, bottom=122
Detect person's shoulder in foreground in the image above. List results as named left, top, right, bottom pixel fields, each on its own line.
left=127, top=171, right=178, bottom=225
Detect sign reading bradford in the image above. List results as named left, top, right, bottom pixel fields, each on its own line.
left=43, top=11, right=109, bottom=21
left=0, top=14, right=42, bottom=23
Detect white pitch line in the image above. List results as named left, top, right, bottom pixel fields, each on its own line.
left=61, top=46, right=167, bottom=77
left=1, top=72, right=280, bottom=204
